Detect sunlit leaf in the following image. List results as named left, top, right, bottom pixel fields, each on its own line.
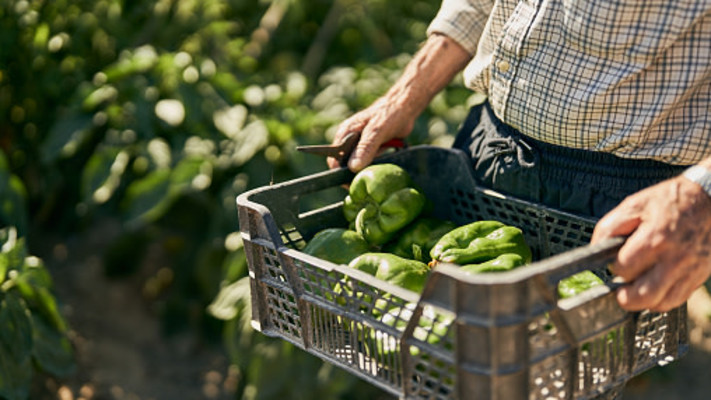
left=207, top=276, right=250, bottom=321
left=82, top=85, right=118, bottom=111
left=10, top=259, right=67, bottom=334
left=0, top=228, right=27, bottom=273
left=18, top=258, right=52, bottom=288
left=265, top=119, right=293, bottom=144
left=103, top=45, right=159, bottom=82
left=171, top=157, right=212, bottom=191
left=213, top=104, right=248, bottom=138
left=211, top=71, right=244, bottom=99
left=81, top=146, right=129, bottom=204
left=0, top=257, right=6, bottom=286
left=155, top=99, right=185, bottom=127
left=228, top=119, right=269, bottom=167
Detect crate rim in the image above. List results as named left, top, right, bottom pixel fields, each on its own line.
left=237, top=145, right=623, bottom=291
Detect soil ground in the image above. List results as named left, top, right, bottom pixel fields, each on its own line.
left=28, top=219, right=711, bottom=400
left=29, top=219, right=236, bottom=400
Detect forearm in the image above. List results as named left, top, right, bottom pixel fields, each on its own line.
left=380, top=33, right=472, bottom=116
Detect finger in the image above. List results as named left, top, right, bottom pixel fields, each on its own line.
left=615, top=253, right=690, bottom=311
left=328, top=117, right=369, bottom=169
left=591, top=207, right=641, bottom=244
left=616, top=273, right=669, bottom=312
left=650, top=260, right=711, bottom=312
left=334, top=115, right=366, bottom=142
left=649, top=281, right=689, bottom=313
left=612, top=224, right=667, bottom=281
left=348, top=126, right=383, bottom=172
left=327, top=154, right=344, bottom=169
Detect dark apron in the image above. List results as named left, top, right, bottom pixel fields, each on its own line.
left=452, top=102, right=687, bottom=218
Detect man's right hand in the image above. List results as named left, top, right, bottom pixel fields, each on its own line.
left=327, top=33, right=472, bottom=171
left=327, top=95, right=417, bottom=171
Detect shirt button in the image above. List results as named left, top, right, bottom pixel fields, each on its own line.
left=497, top=60, right=510, bottom=73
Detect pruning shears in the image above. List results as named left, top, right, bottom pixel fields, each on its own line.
left=296, top=132, right=406, bottom=167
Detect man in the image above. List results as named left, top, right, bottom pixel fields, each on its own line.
left=327, top=0, right=711, bottom=312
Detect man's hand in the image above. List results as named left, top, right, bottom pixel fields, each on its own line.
left=327, top=95, right=418, bottom=171
left=327, top=33, right=472, bottom=171
left=591, top=172, right=711, bottom=312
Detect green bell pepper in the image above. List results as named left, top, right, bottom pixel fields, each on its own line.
left=460, top=253, right=527, bottom=274
left=384, top=217, right=457, bottom=263
left=301, top=228, right=371, bottom=265
left=343, top=163, right=426, bottom=246
left=347, top=252, right=429, bottom=294
left=430, top=220, right=532, bottom=266
left=338, top=253, right=429, bottom=316
left=557, top=270, right=605, bottom=299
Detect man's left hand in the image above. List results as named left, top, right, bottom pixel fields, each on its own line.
left=591, top=173, right=711, bottom=311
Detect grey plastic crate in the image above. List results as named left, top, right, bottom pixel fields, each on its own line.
left=237, top=146, right=688, bottom=400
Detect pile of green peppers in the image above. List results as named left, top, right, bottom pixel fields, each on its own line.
left=301, top=163, right=536, bottom=297
left=384, top=217, right=457, bottom=263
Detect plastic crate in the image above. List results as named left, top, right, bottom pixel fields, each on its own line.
left=237, top=146, right=688, bottom=400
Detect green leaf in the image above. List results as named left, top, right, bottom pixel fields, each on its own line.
left=17, top=257, right=52, bottom=289
left=207, top=276, right=250, bottom=321
left=81, top=146, right=130, bottom=204
left=122, top=157, right=214, bottom=226
left=82, top=85, right=118, bottom=111
left=13, top=259, right=67, bottom=333
left=122, top=169, right=173, bottom=225
left=0, top=293, right=33, bottom=364
left=0, top=229, right=27, bottom=275
left=32, top=23, right=50, bottom=50
left=0, top=256, right=7, bottom=286
left=40, top=113, right=94, bottom=163
left=30, top=314, right=75, bottom=377
left=170, top=157, right=208, bottom=188
left=102, top=45, right=158, bottom=82
left=15, top=281, right=67, bottom=333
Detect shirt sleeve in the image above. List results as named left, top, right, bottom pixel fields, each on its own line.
left=426, top=0, right=495, bottom=55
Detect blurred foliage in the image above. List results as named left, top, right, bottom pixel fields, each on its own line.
left=0, top=151, right=74, bottom=400
left=0, top=0, right=480, bottom=398
left=0, top=226, right=75, bottom=400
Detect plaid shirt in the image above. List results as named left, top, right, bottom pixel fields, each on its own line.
left=428, top=0, right=711, bottom=165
